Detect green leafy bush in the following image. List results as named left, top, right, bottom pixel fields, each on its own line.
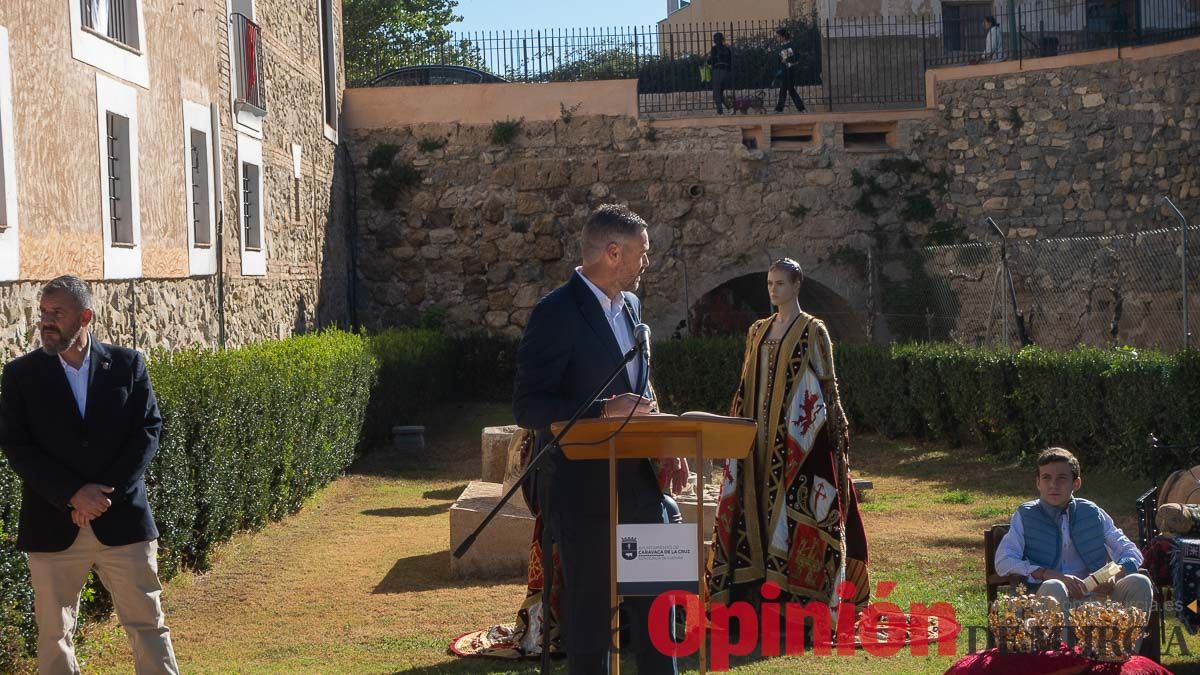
left=489, top=118, right=523, bottom=146
left=653, top=338, right=1200, bottom=475
left=363, top=329, right=518, bottom=442
left=654, top=336, right=743, bottom=414
left=0, top=330, right=377, bottom=659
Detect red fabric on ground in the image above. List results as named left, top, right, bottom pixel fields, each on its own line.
left=944, top=649, right=1170, bottom=675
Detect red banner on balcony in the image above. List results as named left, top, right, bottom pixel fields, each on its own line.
left=245, top=21, right=259, bottom=95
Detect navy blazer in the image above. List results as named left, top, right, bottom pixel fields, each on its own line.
left=513, top=272, right=660, bottom=521
left=0, top=340, right=162, bottom=552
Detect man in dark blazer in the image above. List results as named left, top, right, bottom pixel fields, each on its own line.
left=0, top=275, right=178, bottom=675
left=514, top=205, right=685, bottom=675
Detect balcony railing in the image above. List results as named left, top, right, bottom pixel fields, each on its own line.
left=232, top=13, right=266, bottom=113
left=354, top=0, right=1200, bottom=116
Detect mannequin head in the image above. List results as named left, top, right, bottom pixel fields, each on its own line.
left=766, top=258, right=803, bottom=309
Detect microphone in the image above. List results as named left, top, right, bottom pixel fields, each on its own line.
left=634, top=323, right=651, bottom=399
left=634, top=323, right=651, bottom=364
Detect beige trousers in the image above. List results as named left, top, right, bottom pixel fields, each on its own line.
left=1036, top=573, right=1154, bottom=651
left=26, top=524, right=179, bottom=675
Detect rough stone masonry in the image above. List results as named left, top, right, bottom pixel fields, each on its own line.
left=349, top=47, right=1198, bottom=348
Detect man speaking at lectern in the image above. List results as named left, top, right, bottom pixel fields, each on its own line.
left=514, top=204, right=684, bottom=675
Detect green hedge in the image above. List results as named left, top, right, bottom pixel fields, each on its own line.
left=0, top=330, right=377, bottom=666
left=361, top=329, right=1200, bottom=476
left=364, top=329, right=517, bottom=441
left=655, top=339, right=1200, bottom=473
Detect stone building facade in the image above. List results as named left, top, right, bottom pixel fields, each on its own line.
left=346, top=39, right=1198, bottom=349
left=0, top=0, right=350, bottom=359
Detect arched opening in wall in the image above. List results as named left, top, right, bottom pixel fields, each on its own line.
left=689, top=272, right=867, bottom=343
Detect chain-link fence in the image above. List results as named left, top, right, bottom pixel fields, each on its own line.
left=876, top=225, right=1200, bottom=352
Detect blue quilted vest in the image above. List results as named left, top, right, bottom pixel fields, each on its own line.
left=1018, top=498, right=1109, bottom=574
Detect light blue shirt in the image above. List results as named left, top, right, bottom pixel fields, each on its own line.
left=58, top=344, right=91, bottom=419
left=576, top=268, right=642, bottom=392
left=995, top=501, right=1143, bottom=584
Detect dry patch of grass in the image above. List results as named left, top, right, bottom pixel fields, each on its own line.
left=76, top=411, right=1200, bottom=673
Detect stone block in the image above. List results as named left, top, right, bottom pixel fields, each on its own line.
left=674, top=493, right=717, bottom=526
left=392, top=425, right=425, bottom=451
left=449, top=481, right=534, bottom=579
left=482, top=425, right=519, bottom=483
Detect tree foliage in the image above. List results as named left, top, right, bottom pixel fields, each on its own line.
left=344, top=0, right=483, bottom=85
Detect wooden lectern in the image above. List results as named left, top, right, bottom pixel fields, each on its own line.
left=552, top=414, right=755, bottom=675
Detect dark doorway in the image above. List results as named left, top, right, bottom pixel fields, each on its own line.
left=688, top=273, right=867, bottom=343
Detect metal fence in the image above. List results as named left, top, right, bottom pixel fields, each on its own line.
left=928, top=0, right=1200, bottom=67
left=355, top=0, right=1200, bottom=115
left=882, top=222, right=1199, bottom=352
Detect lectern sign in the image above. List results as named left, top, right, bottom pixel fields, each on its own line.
left=616, top=523, right=698, bottom=596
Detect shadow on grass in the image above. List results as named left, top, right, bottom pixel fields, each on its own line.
left=853, top=435, right=1153, bottom=520
left=373, top=551, right=524, bottom=594
left=355, top=402, right=514, bottom=481
left=397, top=657, right=546, bottom=674
left=363, top=504, right=451, bottom=518
left=925, top=535, right=986, bottom=550
left=425, top=486, right=467, bottom=500
left=395, top=652, right=696, bottom=675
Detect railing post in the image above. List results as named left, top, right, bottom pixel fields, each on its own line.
left=825, top=18, right=833, bottom=111
left=921, top=15, right=928, bottom=106
left=634, top=26, right=640, bottom=71
left=1006, top=0, right=1018, bottom=60
left=1134, top=0, right=1144, bottom=44
left=522, top=37, right=529, bottom=82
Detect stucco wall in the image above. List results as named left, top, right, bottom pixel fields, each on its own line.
left=661, top=0, right=792, bottom=27
left=345, top=80, right=639, bottom=128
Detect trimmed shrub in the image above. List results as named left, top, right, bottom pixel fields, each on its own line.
left=364, top=330, right=518, bottom=442
left=651, top=338, right=1200, bottom=475
left=836, top=342, right=918, bottom=437
left=654, top=336, right=743, bottom=414
left=0, top=329, right=377, bottom=659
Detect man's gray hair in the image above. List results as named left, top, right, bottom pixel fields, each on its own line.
left=581, top=204, right=647, bottom=260
left=41, top=275, right=94, bottom=311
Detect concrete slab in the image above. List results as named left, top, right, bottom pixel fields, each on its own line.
left=449, top=480, right=534, bottom=579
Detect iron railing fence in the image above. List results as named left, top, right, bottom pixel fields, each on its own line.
left=354, top=0, right=1199, bottom=115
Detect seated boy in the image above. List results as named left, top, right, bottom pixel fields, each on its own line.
left=995, top=447, right=1153, bottom=618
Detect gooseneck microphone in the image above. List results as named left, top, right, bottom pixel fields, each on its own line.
left=634, top=323, right=651, bottom=364
left=633, top=323, right=651, bottom=398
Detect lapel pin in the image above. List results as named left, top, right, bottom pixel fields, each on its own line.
left=101, top=362, right=110, bottom=370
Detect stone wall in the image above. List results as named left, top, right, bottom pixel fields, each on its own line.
left=0, top=276, right=334, bottom=361
left=348, top=113, right=922, bottom=341
left=916, top=48, right=1199, bottom=238
left=346, top=40, right=1199, bottom=348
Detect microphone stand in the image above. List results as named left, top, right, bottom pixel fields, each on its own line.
left=453, top=342, right=644, bottom=674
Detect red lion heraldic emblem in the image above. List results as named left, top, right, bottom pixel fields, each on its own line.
left=791, top=389, right=824, bottom=436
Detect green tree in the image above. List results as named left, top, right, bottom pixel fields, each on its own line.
left=344, top=0, right=485, bottom=85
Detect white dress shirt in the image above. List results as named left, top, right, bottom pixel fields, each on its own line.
left=58, top=344, right=92, bottom=419
left=576, top=268, right=642, bottom=391
left=995, top=500, right=1144, bottom=584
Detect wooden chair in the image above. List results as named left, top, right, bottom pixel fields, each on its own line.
left=983, top=523, right=1024, bottom=649
left=984, top=523, right=1023, bottom=606
left=982, top=521, right=1163, bottom=662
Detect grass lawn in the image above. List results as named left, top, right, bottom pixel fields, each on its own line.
left=73, top=402, right=1200, bottom=674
